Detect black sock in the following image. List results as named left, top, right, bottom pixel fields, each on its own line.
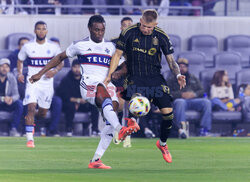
left=160, top=112, right=173, bottom=143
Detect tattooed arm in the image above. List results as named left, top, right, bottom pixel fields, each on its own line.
left=165, top=54, right=180, bottom=76
left=165, top=54, right=186, bottom=89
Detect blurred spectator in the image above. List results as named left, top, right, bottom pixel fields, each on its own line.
left=91, top=0, right=107, bottom=14
left=34, top=0, right=62, bottom=14
left=8, top=37, right=30, bottom=71
left=158, top=0, right=170, bottom=16
left=238, top=84, right=250, bottom=120
left=49, top=37, right=70, bottom=67
left=63, top=0, right=83, bottom=14
left=0, top=0, right=14, bottom=14
left=169, top=0, right=192, bottom=15
left=0, top=58, right=23, bottom=136
left=210, top=70, right=241, bottom=111
left=56, top=59, right=99, bottom=136
left=191, top=0, right=215, bottom=16
left=106, top=0, right=123, bottom=15
left=167, top=58, right=212, bottom=136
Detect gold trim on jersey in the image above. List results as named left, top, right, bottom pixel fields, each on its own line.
left=155, top=27, right=169, bottom=38
left=121, top=24, right=138, bottom=36
left=133, top=38, right=139, bottom=43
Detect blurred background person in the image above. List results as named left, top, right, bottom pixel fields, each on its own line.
left=56, top=59, right=99, bottom=137
left=8, top=37, right=30, bottom=71
left=0, top=58, right=23, bottom=136
left=210, top=70, right=241, bottom=112
left=167, top=58, right=212, bottom=137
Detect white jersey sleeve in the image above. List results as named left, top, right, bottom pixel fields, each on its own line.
left=55, top=44, right=62, bottom=55
left=18, top=44, right=27, bottom=61
left=66, top=43, right=79, bottom=58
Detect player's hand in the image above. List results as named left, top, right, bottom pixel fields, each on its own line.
left=45, top=70, right=57, bottom=78
left=4, top=96, right=13, bottom=105
left=177, top=75, right=186, bottom=89
left=103, top=75, right=111, bottom=86
left=17, top=74, right=24, bottom=83
left=29, top=73, right=42, bottom=84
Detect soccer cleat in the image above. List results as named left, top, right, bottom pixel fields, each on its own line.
left=88, top=159, right=111, bottom=169
left=156, top=140, right=172, bottom=163
left=118, top=118, right=140, bottom=141
left=26, top=140, right=35, bottom=148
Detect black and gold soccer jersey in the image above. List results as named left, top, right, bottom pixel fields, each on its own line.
left=116, top=23, right=174, bottom=77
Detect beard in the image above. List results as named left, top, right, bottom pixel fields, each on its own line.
left=0, top=72, right=7, bottom=77
left=36, top=35, right=46, bottom=41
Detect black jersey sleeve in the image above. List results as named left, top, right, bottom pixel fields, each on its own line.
left=116, top=30, right=129, bottom=52
left=159, top=31, right=174, bottom=55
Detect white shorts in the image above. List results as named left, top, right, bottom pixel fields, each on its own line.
left=23, top=82, right=54, bottom=109
left=80, top=75, right=119, bottom=106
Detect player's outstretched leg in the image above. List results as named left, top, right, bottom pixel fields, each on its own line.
left=156, top=111, right=173, bottom=163
left=96, top=85, right=139, bottom=141
left=88, top=124, right=114, bottom=169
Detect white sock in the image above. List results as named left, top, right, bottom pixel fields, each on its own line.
left=92, top=125, right=115, bottom=162
left=160, top=140, right=166, bottom=146
left=26, top=133, right=33, bottom=141
left=102, top=99, right=122, bottom=132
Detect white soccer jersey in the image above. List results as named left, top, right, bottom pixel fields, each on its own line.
left=18, top=38, right=61, bottom=87
left=66, top=37, right=124, bottom=82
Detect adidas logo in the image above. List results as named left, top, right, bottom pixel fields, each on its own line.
left=133, top=38, right=139, bottom=43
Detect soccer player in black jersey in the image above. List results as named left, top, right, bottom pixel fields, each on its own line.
left=104, top=9, right=186, bottom=163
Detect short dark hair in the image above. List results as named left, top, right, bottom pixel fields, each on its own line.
left=72, top=59, right=80, bottom=67
left=18, top=37, right=30, bottom=46
left=121, top=17, right=133, bottom=25
left=35, top=21, right=47, bottom=29
left=88, top=15, right=105, bottom=28
left=142, top=9, right=158, bottom=23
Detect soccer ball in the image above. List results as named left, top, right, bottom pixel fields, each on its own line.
left=129, top=96, right=151, bottom=117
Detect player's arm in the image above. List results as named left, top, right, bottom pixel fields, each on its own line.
left=104, top=49, right=124, bottom=85
left=29, top=51, right=68, bottom=83
left=45, top=60, right=64, bottom=78
left=112, top=61, right=127, bottom=80
left=165, top=54, right=186, bottom=89
left=17, top=60, right=24, bottom=83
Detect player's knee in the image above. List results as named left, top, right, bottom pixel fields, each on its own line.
left=95, top=84, right=111, bottom=107
left=37, top=109, right=48, bottom=119
left=162, top=112, right=174, bottom=121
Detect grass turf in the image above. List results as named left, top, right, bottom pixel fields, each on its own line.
left=0, top=137, right=249, bottom=182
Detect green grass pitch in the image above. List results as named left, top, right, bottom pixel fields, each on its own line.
left=0, top=137, right=250, bottom=182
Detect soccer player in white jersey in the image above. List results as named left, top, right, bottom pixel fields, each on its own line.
left=17, top=21, right=63, bottom=148
left=29, top=15, right=140, bottom=169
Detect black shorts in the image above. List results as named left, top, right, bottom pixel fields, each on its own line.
left=121, top=74, right=173, bottom=109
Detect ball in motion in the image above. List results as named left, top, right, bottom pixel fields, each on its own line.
left=129, top=96, right=151, bottom=117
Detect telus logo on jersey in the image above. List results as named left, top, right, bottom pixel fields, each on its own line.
left=27, top=57, right=53, bottom=67
left=78, top=54, right=111, bottom=67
